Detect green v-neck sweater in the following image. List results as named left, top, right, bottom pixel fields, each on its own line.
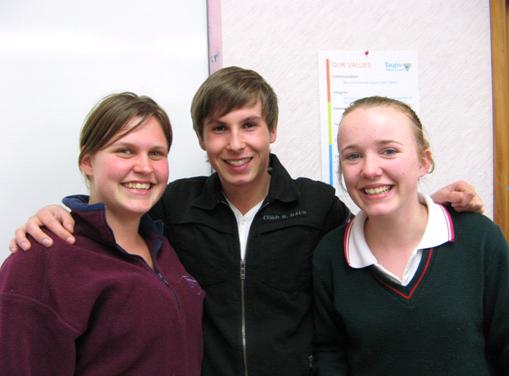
left=313, top=209, right=509, bottom=375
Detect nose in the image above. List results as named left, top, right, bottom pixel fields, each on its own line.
left=361, top=153, right=382, bottom=178
left=133, top=154, right=153, bottom=174
left=227, top=128, right=245, bottom=151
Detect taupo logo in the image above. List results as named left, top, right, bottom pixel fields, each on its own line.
left=385, top=62, right=412, bottom=72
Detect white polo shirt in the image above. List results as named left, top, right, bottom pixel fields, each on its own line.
left=344, top=194, right=454, bottom=286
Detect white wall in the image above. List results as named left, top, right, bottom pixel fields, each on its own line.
left=0, top=1, right=209, bottom=262
left=221, top=0, right=493, bottom=216
left=1, top=0, right=494, bottom=262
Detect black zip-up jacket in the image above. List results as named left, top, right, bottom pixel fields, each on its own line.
left=150, top=154, right=351, bottom=376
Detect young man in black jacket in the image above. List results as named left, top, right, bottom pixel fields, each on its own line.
left=152, top=66, right=351, bottom=375
left=11, top=67, right=482, bottom=376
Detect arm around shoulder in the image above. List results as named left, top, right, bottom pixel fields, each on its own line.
left=11, top=204, right=75, bottom=252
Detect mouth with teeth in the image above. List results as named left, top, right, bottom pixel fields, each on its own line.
left=123, top=182, right=153, bottom=190
left=363, top=185, right=392, bottom=195
left=224, top=157, right=252, bottom=167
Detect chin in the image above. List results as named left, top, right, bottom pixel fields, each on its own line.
left=124, top=202, right=155, bottom=215
left=223, top=176, right=254, bottom=187
left=364, top=206, right=397, bottom=218
left=355, top=199, right=386, bottom=214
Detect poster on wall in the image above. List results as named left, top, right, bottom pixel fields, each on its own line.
left=318, top=50, right=419, bottom=210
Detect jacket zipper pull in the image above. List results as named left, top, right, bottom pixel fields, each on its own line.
left=240, top=260, right=246, bottom=280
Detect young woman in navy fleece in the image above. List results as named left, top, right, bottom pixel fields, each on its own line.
left=0, top=92, right=204, bottom=375
left=313, top=96, right=509, bottom=375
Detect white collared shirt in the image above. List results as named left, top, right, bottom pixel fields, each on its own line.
left=344, top=194, right=454, bottom=286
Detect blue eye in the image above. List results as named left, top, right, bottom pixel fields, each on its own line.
left=382, top=148, right=397, bottom=156
left=344, top=152, right=361, bottom=161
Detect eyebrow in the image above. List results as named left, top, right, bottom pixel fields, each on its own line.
left=206, top=114, right=264, bottom=125
left=341, top=139, right=403, bottom=151
left=110, top=141, right=169, bottom=150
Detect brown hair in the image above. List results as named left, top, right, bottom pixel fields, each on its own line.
left=191, top=66, right=278, bottom=138
left=78, top=92, right=172, bottom=170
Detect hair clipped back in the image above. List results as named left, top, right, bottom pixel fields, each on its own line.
left=341, top=96, right=434, bottom=172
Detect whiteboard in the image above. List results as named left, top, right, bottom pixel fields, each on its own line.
left=0, top=0, right=210, bottom=262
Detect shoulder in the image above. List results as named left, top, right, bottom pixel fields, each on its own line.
left=270, top=154, right=337, bottom=199
left=291, top=177, right=344, bottom=213
left=269, top=174, right=350, bottom=230
left=292, top=177, right=351, bottom=228
left=313, top=225, right=347, bottom=264
left=0, top=232, right=73, bottom=299
left=1, top=243, right=48, bottom=278
left=312, top=224, right=351, bottom=287
left=447, top=209, right=509, bottom=258
left=165, top=176, right=209, bottom=197
left=153, top=176, right=210, bottom=218
left=2, top=230, right=72, bottom=268
left=293, top=176, right=337, bottom=196
left=448, top=209, right=505, bottom=240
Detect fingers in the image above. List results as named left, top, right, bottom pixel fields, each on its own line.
left=9, top=237, right=19, bottom=253
left=12, top=205, right=76, bottom=252
left=13, top=223, right=36, bottom=251
left=36, top=207, right=76, bottom=245
left=455, top=181, right=484, bottom=213
left=446, top=185, right=484, bottom=213
left=451, top=193, right=484, bottom=213
left=432, top=180, right=484, bottom=214
left=61, top=215, right=76, bottom=234
left=449, top=180, right=470, bottom=191
left=22, top=216, right=54, bottom=248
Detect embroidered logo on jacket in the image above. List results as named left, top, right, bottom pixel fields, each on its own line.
left=262, top=210, right=308, bottom=222
left=181, top=275, right=202, bottom=294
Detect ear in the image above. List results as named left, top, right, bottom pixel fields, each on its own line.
left=419, top=149, right=433, bottom=177
left=79, top=154, right=94, bottom=177
left=269, top=127, right=277, bottom=144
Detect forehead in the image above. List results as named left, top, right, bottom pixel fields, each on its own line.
left=339, top=105, right=415, bottom=142
left=208, top=100, right=263, bottom=122
left=112, top=116, right=167, bottom=145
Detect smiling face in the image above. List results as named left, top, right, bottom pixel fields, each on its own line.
left=338, top=105, right=432, bottom=219
left=198, top=100, right=277, bottom=200
left=80, top=116, right=169, bottom=223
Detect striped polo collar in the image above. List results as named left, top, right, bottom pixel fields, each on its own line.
left=344, top=193, right=455, bottom=268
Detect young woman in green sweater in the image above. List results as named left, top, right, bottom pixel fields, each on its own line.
left=313, top=96, right=509, bottom=375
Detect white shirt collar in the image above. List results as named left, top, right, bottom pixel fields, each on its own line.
left=345, top=193, right=455, bottom=269
left=226, top=198, right=264, bottom=260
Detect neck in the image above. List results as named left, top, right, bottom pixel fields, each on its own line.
left=222, top=175, right=271, bottom=215
left=105, top=211, right=154, bottom=268
left=363, top=200, right=428, bottom=280
left=364, top=200, right=428, bottom=255
left=105, top=211, right=140, bottom=242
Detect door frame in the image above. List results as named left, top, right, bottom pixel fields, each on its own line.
left=490, top=0, right=509, bottom=240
